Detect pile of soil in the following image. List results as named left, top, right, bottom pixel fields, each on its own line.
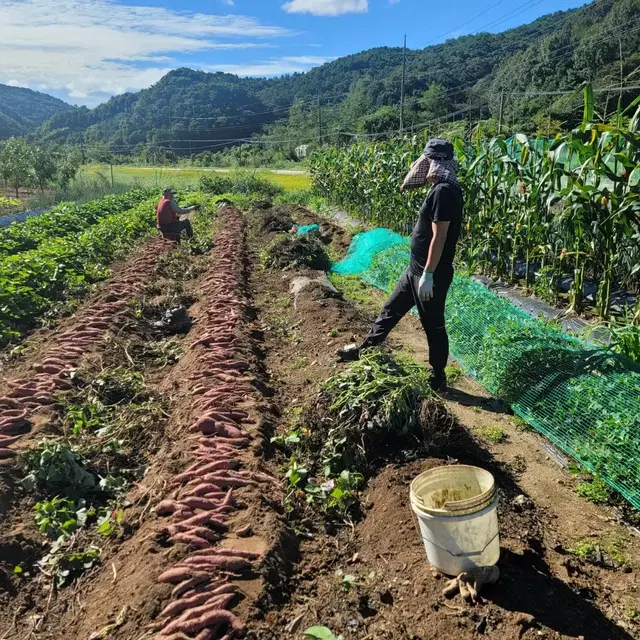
left=257, top=208, right=295, bottom=233
left=263, top=233, right=332, bottom=271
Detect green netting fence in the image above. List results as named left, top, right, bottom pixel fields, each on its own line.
left=333, top=229, right=640, bottom=510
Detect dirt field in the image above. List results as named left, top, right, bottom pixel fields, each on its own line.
left=245, top=206, right=640, bottom=640
left=0, top=202, right=638, bottom=640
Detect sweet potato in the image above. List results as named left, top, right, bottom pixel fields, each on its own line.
left=156, top=500, right=182, bottom=516
left=182, top=484, right=224, bottom=498
left=0, top=409, right=27, bottom=420
left=180, top=556, right=251, bottom=572
left=171, top=575, right=212, bottom=599
left=176, top=608, right=244, bottom=635
left=180, top=497, right=221, bottom=511
left=236, top=524, right=252, bottom=538
left=159, top=590, right=215, bottom=619
left=179, top=512, right=228, bottom=531
left=204, top=548, right=259, bottom=560
left=198, top=474, right=256, bottom=489
left=174, top=593, right=236, bottom=627
left=187, top=527, right=220, bottom=544
left=171, top=533, right=211, bottom=549
left=158, top=568, right=209, bottom=585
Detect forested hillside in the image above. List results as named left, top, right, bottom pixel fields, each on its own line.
left=32, top=0, right=640, bottom=158
left=0, top=84, right=71, bottom=139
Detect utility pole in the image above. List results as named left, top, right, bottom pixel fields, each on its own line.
left=400, top=35, right=407, bottom=134
left=619, top=37, right=624, bottom=103
left=498, top=90, right=505, bottom=134
left=317, top=91, right=323, bottom=145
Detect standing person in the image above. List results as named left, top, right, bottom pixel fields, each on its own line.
left=156, top=187, right=196, bottom=239
left=338, top=139, right=463, bottom=391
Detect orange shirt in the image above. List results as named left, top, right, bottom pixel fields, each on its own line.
left=156, top=198, right=177, bottom=226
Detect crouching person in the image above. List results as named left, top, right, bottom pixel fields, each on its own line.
left=156, top=187, right=196, bottom=239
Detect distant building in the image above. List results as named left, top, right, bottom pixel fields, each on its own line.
left=295, top=144, right=311, bottom=159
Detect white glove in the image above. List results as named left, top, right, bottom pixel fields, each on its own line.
left=419, top=271, right=434, bottom=302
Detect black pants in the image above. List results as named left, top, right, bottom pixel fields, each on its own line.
left=159, top=219, right=193, bottom=239
left=362, top=268, right=453, bottom=374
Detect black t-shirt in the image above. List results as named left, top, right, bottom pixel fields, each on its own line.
left=409, top=182, right=463, bottom=276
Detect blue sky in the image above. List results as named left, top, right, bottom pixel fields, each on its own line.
left=0, top=0, right=589, bottom=106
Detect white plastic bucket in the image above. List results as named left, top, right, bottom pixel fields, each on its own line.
left=410, top=465, right=500, bottom=576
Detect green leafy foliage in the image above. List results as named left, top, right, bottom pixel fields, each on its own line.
left=304, top=626, right=344, bottom=640
left=0, top=193, right=158, bottom=347
left=0, top=189, right=152, bottom=256
left=477, top=426, right=507, bottom=444
left=21, top=442, right=97, bottom=499
left=200, top=172, right=283, bottom=198
left=40, top=542, right=100, bottom=589
left=34, top=497, right=87, bottom=540
left=577, top=475, right=614, bottom=504
left=274, top=351, right=453, bottom=518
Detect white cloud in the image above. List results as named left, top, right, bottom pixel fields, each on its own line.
left=207, top=55, right=335, bottom=77
left=222, top=0, right=235, bottom=5
left=388, top=0, right=400, bottom=4
left=282, top=0, right=368, bottom=17
left=0, top=0, right=291, bottom=105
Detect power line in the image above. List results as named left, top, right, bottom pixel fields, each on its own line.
left=421, top=0, right=508, bottom=46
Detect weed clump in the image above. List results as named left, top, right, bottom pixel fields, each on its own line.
left=477, top=426, right=507, bottom=444
left=262, top=233, right=331, bottom=271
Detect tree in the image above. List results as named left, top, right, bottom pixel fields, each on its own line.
left=1, top=137, right=33, bottom=198
left=339, top=79, right=373, bottom=132
left=32, top=145, right=57, bottom=194
left=419, top=84, right=451, bottom=121
left=57, top=146, right=83, bottom=190
left=360, top=105, right=401, bottom=135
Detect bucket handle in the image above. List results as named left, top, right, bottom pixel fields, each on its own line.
left=414, top=489, right=496, bottom=512
left=419, top=530, right=500, bottom=558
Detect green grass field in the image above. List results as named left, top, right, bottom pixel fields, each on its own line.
left=82, top=165, right=310, bottom=191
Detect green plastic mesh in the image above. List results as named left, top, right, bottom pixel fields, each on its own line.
left=333, top=230, right=640, bottom=509
left=296, top=223, right=320, bottom=236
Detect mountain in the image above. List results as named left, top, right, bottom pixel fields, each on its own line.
left=34, top=0, right=640, bottom=155
left=0, top=84, right=71, bottom=138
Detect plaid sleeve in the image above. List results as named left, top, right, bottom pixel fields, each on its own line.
left=402, top=154, right=430, bottom=190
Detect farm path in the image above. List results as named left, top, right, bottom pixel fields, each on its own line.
left=247, top=205, right=640, bottom=640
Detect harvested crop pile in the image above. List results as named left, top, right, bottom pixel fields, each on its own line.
left=0, top=239, right=171, bottom=459
left=307, top=350, right=455, bottom=473
left=273, top=350, right=456, bottom=518
left=150, top=205, right=280, bottom=640
left=262, top=233, right=331, bottom=271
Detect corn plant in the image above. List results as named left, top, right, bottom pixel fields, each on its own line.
left=310, top=94, right=640, bottom=321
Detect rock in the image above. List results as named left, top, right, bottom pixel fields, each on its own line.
left=515, top=613, right=537, bottom=629
left=476, top=616, right=487, bottom=634
left=512, top=494, right=534, bottom=512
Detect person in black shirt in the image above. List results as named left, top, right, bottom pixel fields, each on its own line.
left=338, top=139, right=464, bottom=391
